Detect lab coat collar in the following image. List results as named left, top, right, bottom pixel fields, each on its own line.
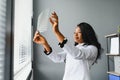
left=76, top=43, right=86, bottom=47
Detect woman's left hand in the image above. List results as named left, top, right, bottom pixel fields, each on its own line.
left=49, top=11, right=65, bottom=43
left=49, top=11, right=59, bottom=33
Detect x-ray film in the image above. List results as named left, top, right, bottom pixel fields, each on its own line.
left=37, top=9, right=51, bottom=32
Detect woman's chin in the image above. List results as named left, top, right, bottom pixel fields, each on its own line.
left=74, top=40, right=79, bottom=43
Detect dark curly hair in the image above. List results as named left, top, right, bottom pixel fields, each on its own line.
left=75, top=22, right=101, bottom=61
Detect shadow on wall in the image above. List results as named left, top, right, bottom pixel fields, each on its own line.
left=34, top=68, right=49, bottom=80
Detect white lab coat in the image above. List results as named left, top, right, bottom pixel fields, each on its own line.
left=47, top=40, right=98, bottom=80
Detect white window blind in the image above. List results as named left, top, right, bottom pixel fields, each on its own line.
left=0, top=0, right=7, bottom=80
left=13, top=0, right=33, bottom=80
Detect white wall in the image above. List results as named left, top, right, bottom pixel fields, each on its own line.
left=33, top=0, right=120, bottom=80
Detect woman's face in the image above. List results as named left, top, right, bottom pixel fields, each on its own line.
left=73, top=27, right=84, bottom=43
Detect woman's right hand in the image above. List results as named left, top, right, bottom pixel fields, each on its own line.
left=33, top=31, right=52, bottom=53
left=33, top=31, right=47, bottom=45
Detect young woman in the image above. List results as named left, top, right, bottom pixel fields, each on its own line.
left=33, top=12, right=101, bottom=80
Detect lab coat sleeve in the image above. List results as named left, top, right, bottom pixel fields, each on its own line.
left=62, top=40, right=98, bottom=60
left=47, top=51, right=66, bottom=63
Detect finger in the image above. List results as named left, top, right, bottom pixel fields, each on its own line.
left=51, top=11, right=56, bottom=14
left=52, top=11, right=58, bottom=18
left=51, top=14, right=58, bottom=21
left=33, top=33, right=40, bottom=41
left=35, top=31, right=40, bottom=35
left=33, top=35, right=36, bottom=41
left=54, top=11, right=57, bottom=16
left=51, top=12, right=58, bottom=17
left=51, top=11, right=55, bottom=15
left=33, top=35, right=38, bottom=41
left=51, top=15, right=58, bottom=22
left=35, top=30, right=38, bottom=34
left=33, top=35, right=40, bottom=43
left=49, top=17, right=54, bottom=24
left=51, top=15, right=58, bottom=19
left=35, top=36, right=41, bottom=41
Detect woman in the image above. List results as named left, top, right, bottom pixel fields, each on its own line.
left=33, top=12, right=101, bottom=80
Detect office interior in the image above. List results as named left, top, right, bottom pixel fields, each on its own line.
left=0, top=0, right=120, bottom=80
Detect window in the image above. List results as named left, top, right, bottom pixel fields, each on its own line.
left=13, top=0, right=33, bottom=79
left=0, top=0, right=7, bottom=79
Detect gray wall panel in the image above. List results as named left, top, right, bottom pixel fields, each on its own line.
left=33, top=0, right=120, bottom=80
